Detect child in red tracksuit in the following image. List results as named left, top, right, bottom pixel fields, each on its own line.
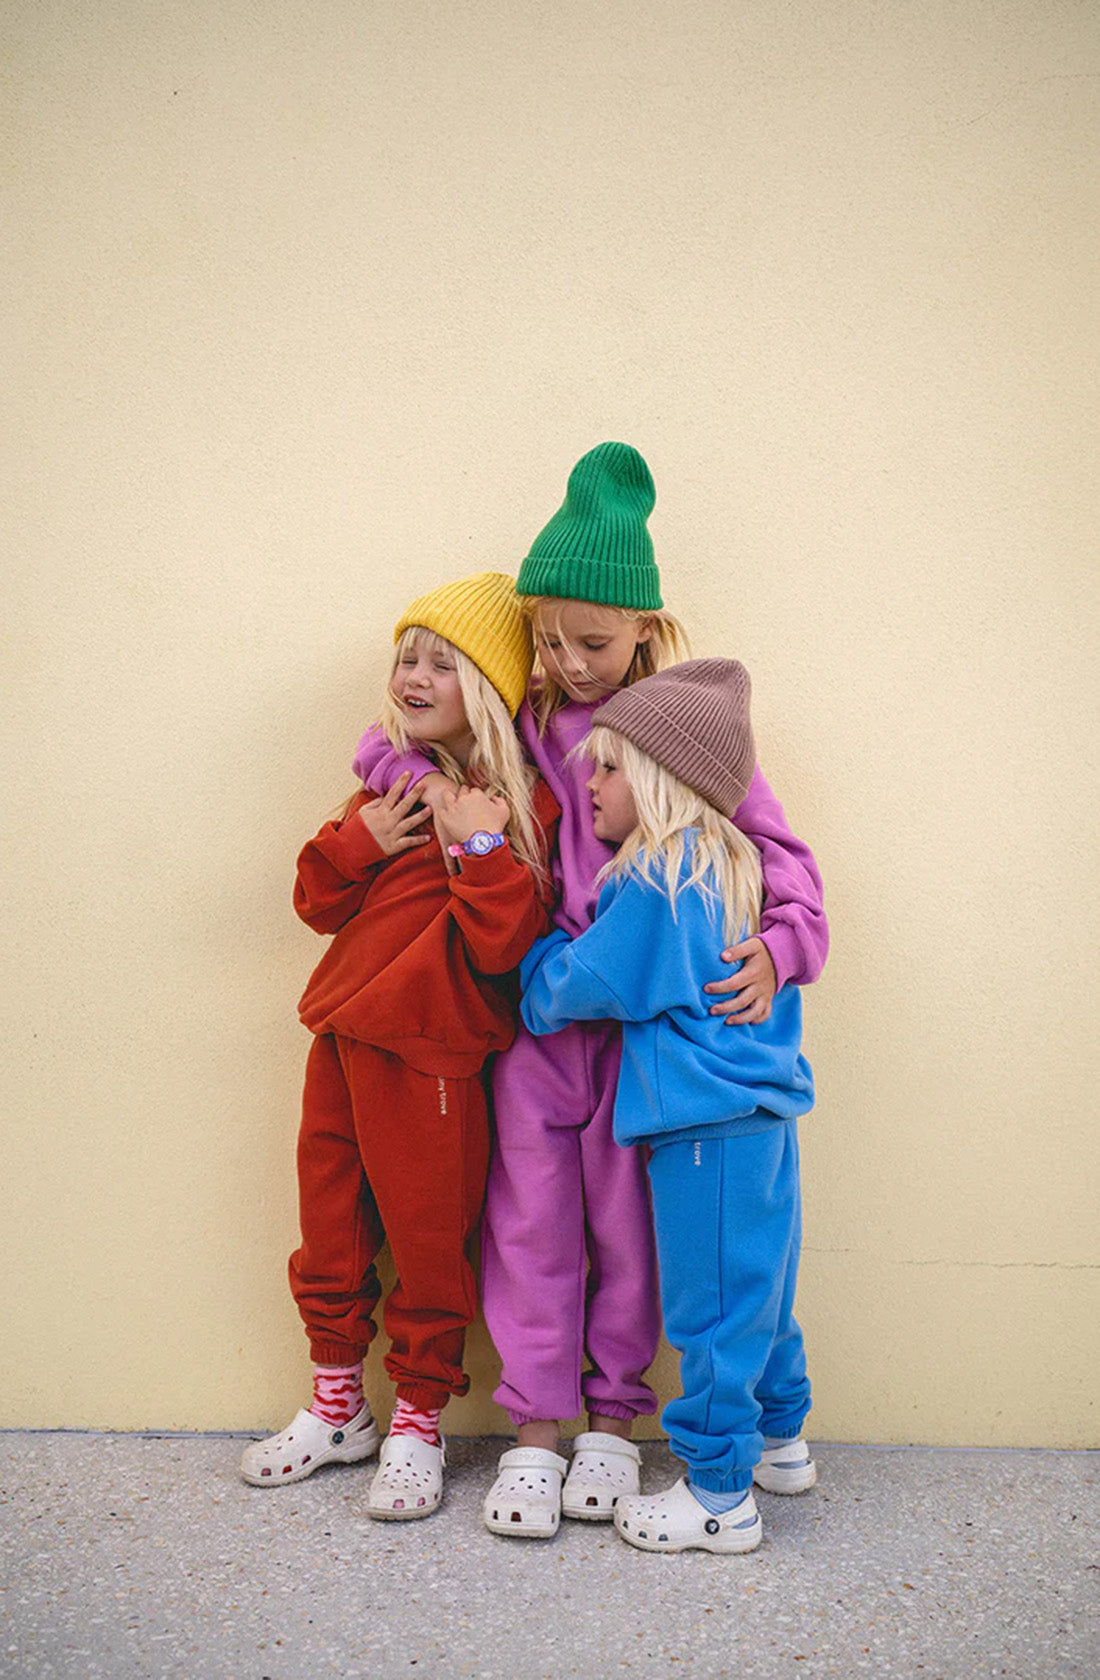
left=240, top=572, right=557, bottom=1521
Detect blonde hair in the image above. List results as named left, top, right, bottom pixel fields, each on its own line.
left=367, top=627, right=546, bottom=883
left=585, top=725, right=762, bottom=947
left=522, top=597, right=691, bottom=733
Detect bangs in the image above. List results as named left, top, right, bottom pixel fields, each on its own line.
left=529, top=600, right=640, bottom=635
left=393, top=626, right=457, bottom=662
left=582, top=725, right=623, bottom=769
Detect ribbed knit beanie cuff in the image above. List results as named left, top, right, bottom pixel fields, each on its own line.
left=516, top=441, right=663, bottom=610
left=591, top=658, right=756, bottom=819
left=394, top=571, right=533, bottom=717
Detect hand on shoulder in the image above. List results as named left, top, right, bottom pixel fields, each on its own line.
left=434, top=784, right=510, bottom=849
left=357, top=773, right=433, bottom=856
left=703, top=936, right=777, bottom=1025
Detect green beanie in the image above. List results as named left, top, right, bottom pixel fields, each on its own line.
left=516, top=441, right=663, bottom=610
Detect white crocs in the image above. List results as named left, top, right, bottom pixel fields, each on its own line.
left=240, top=1405, right=379, bottom=1487
left=753, top=1436, right=818, bottom=1494
left=482, top=1446, right=569, bottom=1538
left=365, top=1433, right=445, bottom=1521
left=614, top=1478, right=763, bottom=1555
left=561, top=1432, right=641, bottom=1522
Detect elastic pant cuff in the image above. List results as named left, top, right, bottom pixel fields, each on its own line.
left=308, top=1339, right=369, bottom=1368
left=686, top=1466, right=754, bottom=1495
left=759, top=1409, right=810, bottom=1441
left=587, top=1401, right=648, bottom=1423
left=395, top=1383, right=452, bottom=1413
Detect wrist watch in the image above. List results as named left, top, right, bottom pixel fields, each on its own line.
left=447, top=830, right=507, bottom=859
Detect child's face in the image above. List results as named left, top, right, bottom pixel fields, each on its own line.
left=587, top=756, right=639, bottom=845
left=390, top=634, right=474, bottom=763
left=533, top=601, right=653, bottom=705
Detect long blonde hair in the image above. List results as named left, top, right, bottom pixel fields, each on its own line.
left=370, top=627, right=546, bottom=883
left=522, top=598, right=691, bottom=733
left=585, top=724, right=762, bottom=947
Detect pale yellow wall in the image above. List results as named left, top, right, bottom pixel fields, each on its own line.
left=3, top=1, right=1097, bottom=1447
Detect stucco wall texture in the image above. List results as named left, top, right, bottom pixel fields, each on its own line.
left=4, top=1, right=1098, bottom=1445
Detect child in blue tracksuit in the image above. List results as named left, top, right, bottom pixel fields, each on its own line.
left=518, top=657, right=818, bottom=1555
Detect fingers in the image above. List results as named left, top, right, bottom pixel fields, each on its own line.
left=705, top=954, right=771, bottom=1000
left=389, top=773, right=430, bottom=813
left=723, top=998, right=772, bottom=1026
left=374, top=772, right=411, bottom=808
left=374, top=772, right=429, bottom=814
left=708, top=991, right=749, bottom=1016
left=707, top=980, right=761, bottom=1017
left=358, top=775, right=436, bottom=855
left=395, top=804, right=432, bottom=832
left=710, top=989, right=769, bottom=1025
left=470, top=792, right=511, bottom=825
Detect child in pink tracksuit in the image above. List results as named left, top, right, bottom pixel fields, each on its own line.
left=353, top=443, right=828, bottom=1539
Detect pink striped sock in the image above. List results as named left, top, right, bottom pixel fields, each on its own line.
left=310, top=1363, right=366, bottom=1427
left=389, top=1397, right=441, bottom=1445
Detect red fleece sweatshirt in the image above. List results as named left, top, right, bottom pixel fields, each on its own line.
left=295, top=783, right=559, bottom=1077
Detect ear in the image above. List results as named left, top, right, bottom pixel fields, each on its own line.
left=634, top=616, right=655, bottom=645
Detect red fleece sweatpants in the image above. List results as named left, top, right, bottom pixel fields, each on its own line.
left=288, top=1033, right=490, bottom=1412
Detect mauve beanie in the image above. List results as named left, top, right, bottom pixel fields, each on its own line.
left=591, top=658, right=755, bottom=819
left=516, top=441, right=662, bottom=610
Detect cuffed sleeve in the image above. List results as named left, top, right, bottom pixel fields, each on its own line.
left=732, top=766, right=828, bottom=989
left=519, top=874, right=706, bottom=1035
left=293, top=797, right=388, bottom=934
left=352, top=723, right=437, bottom=793
left=447, top=842, right=551, bottom=974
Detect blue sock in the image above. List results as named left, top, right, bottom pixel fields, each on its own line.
left=763, top=1435, right=810, bottom=1462
left=688, top=1482, right=751, bottom=1516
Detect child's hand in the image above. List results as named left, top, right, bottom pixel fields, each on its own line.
left=434, top=785, right=511, bottom=850
left=357, top=774, right=433, bottom=856
left=703, top=936, right=777, bottom=1025
left=413, top=771, right=458, bottom=812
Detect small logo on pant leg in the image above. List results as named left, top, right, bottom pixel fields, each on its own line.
left=437, top=1077, right=448, bottom=1115
left=693, top=1141, right=702, bottom=1166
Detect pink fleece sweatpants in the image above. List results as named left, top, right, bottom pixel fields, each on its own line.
left=481, top=1017, right=661, bottom=1427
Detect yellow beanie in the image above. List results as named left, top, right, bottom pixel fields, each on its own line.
left=394, top=571, right=532, bottom=717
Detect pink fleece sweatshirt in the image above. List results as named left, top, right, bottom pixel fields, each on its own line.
left=353, top=700, right=827, bottom=990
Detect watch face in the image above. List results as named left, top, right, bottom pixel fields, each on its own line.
left=468, top=831, right=495, bottom=855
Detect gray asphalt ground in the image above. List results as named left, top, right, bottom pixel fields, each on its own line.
left=1, top=1432, right=1096, bottom=1679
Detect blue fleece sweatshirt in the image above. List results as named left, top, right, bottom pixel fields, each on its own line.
left=519, top=837, right=814, bottom=1150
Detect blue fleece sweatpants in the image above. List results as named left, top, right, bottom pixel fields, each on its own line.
left=646, top=1121, right=810, bottom=1494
